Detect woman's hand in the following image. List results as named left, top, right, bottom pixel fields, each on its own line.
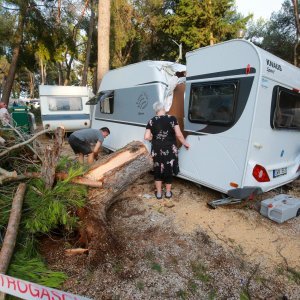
left=183, top=142, right=190, bottom=150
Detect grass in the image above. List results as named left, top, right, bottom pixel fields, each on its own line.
left=151, top=262, right=162, bottom=273
left=191, top=261, right=211, bottom=283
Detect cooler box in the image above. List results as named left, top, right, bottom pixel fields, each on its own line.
left=260, top=194, right=300, bottom=223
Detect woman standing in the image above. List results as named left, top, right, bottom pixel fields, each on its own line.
left=144, top=101, right=190, bottom=199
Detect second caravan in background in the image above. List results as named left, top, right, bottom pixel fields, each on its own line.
left=39, top=85, right=94, bottom=132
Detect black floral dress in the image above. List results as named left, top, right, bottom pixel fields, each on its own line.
left=146, top=115, right=179, bottom=181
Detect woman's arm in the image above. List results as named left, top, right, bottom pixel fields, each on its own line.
left=174, top=125, right=190, bottom=149
left=144, top=129, right=152, bottom=141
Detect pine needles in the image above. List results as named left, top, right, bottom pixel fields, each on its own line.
left=0, top=158, right=88, bottom=290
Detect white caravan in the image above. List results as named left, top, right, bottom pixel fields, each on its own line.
left=90, top=40, right=300, bottom=198
left=89, top=60, right=186, bottom=151
left=39, top=85, right=93, bottom=131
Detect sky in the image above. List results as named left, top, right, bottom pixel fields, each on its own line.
left=235, top=0, right=285, bottom=21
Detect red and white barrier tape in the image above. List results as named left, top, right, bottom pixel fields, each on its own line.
left=0, top=273, right=91, bottom=300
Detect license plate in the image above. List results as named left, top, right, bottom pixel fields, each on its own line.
left=273, top=167, right=287, bottom=178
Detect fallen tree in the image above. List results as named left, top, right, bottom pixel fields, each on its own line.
left=1, top=135, right=153, bottom=265
left=78, top=141, right=153, bottom=264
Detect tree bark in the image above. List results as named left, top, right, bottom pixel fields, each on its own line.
left=0, top=183, right=26, bottom=274
left=1, top=3, right=28, bottom=105
left=97, top=0, right=111, bottom=89
left=82, top=0, right=95, bottom=86
left=80, top=141, right=153, bottom=265
left=292, top=0, right=300, bottom=66
left=40, top=127, right=65, bottom=189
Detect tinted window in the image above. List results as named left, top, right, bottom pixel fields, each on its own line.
left=100, top=92, right=114, bottom=114
left=48, top=97, right=83, bottom=111
left=272, top=87, right=300, bottom=130
left=189, top=82, right=237, bottom=125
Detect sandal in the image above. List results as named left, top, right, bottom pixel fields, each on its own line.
left=165, top=191, right=173, bottom=199
left=155, top=191, right=163, bottom=200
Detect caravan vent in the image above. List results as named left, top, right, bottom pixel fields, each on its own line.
left=252, top=164, right=270, bottom=182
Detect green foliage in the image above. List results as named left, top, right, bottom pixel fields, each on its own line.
left=23, top=177, right=87, bottom=234
left=245, top=0, right=296, bottom=64
left=8, top=250, right=67, bottom=288
left=239, top=290, right=250, bottom=300
left=160, top=0, right=251, bottom=61
left=0, top=158, right=88, bottom=290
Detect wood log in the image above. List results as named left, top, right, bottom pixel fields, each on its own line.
left=0, top=183, right=26, bottom=300
left=65, top=248, right=89, bottom=256
left=0, top=183, right=26, bottom=273
left=81, top=141, right=153, bottom=264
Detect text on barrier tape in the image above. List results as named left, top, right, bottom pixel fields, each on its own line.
left=0, top=273, right=91, bottom=300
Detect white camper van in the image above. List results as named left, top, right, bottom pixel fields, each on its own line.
left=39, top=85, right=93, bottom=131
left=90, top=40, right=300, bottom=198
left=89, top=60, right=186, bottom=150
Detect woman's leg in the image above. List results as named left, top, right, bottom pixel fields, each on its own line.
left=164, top=175, right=173, bottom=197
left=155, top=180, right=162, bottom=197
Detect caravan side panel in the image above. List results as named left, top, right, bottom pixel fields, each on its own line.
left=92, top=83, right=165, bottom=151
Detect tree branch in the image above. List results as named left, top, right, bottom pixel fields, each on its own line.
left=0, top=128, right=50, bottom=159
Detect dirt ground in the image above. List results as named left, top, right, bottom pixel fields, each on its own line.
left=41, top=137, right=300, bottom=300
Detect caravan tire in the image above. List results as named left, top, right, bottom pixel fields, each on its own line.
left=296, top=208, right=300, bottom=217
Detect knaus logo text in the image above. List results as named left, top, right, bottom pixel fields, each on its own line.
left=266, top=59, right=282, bottom=74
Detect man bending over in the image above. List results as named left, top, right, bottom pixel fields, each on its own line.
left=68, top=127, right=110, bottom=165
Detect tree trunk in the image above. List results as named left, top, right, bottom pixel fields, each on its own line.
left=64, top=56, right=74, bottom=86
left=56, top=62, right=63, bottom=85
left=82, top=0, right=95, bottom=86
left=97, top=0, right=111, bottom=89
left=1, top=4, right=28, bottom=105
left=292, top=0, right=300, bottom=66
left=28, top=70, right=34, bottom=98
left=40, top=127, right=65, bottom=189
left=80, top=141, right=153, bottom=265
left=0, top=183, right=26, bottom=300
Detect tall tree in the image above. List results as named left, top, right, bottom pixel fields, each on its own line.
left=82, top=0, right=95, bottom=86
left=246, top=0, right=296, bottom=65
left=292, top=0, right=300, bottom=65
left=97, top=0, right=111, bottom=88
left=1, top=1, right=29, bottom=104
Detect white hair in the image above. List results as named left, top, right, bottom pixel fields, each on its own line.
left=152, top=101, right=165, bottom=113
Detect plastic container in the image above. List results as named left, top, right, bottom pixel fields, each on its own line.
left=260, top=194, right=300, bottom=223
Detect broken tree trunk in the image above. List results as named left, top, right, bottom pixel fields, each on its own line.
left=0, top=183, right=26, bottom=300
left=80, top=141, right=153, bottom=264
left=40, top=127, right=65, bottom=189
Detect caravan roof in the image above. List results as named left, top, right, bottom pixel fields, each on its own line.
left=186, top=39, right=300, bottom=91
left=99, top=60, right=186, bottom=91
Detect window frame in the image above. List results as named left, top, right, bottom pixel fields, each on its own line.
left=99, top=91, right=114, bottom=114
left=271, top=85, right=300, bottom=131
left=188, top=80, right=239, bottom=126
left=47, top=96, right=83, bottom=112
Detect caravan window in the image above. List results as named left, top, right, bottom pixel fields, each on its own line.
left=48, top=97, right=83, bottom=111
left=272, top=86, right=300, bottom=130
left=100, top=92, right=114, bottom=114
left=188, top=81, right=237, bottom=125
